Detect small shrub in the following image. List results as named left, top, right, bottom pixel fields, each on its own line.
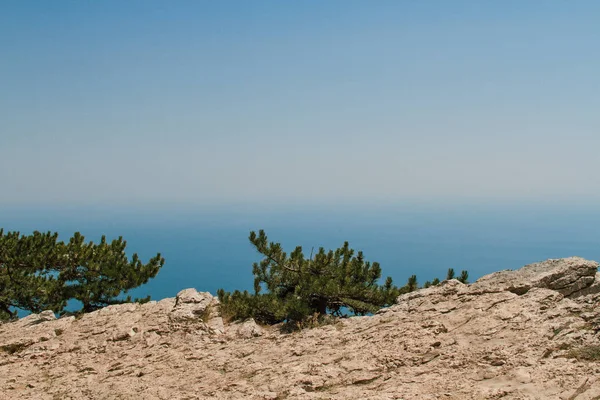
left=566, top=345, right=600, bottom=361
left=218, top=230, right=401, bottom=326
left=197, top=305, right=213, bottom=322
left=0, top=341, right=31, bottom=354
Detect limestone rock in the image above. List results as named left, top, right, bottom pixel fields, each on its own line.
left=0, top=258, right=599, bottom=400
left=19, top=310, right=56, bottom=326
left=468, top=256, right=598, bottom=297
left=170, top=288, right=216, bottom=321
left=395, top=278, right=465, bottom=307
left=570, top=272, right=600, bottom=298
left=207, top=316, right=225, bottom=334
left=229, top=318, right=264, bottom=339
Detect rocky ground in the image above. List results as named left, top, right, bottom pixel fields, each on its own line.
left=1, top=257, right=599, bottom=400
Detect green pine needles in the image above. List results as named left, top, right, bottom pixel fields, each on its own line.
left=219, top=230, right=471, bottom=327
left=0, top=229, right=164, bottom=320
left=218, top=230, right=402, bottom=326
left=423, top=269, right=468, bottom=288
left=1, top=226, right=469, bottom=327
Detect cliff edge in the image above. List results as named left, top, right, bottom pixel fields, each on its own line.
left=1, top=257, right=599, bottom=399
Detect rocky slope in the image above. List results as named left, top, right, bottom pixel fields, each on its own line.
left=1, top=257, right=599, bottom=400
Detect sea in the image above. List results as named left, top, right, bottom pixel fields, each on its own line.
left=2, top=203, right=600, bottom=306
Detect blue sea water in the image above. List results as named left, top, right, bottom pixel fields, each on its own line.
left=2, top=204, right=600, bottom=304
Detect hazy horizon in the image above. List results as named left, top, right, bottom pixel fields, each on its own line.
left=3, top=203, right=600, bottom=304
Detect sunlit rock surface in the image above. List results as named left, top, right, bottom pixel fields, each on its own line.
left=1, top=258, right=599, bottom=399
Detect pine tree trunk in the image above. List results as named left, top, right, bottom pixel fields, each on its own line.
left=316, top=297, right=327, bottom=316
left=0, top=302, right=16, bottom=320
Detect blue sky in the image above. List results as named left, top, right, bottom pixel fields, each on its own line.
left=1, top=1, right=599, bottom=208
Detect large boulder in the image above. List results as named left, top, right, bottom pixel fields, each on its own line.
left=468, top=257, right=598, bottom=297
left=18, top=310, right=56, bottom=326
left=570, top=272, right=600, bottom=298
left=227, top=318, right=264, bottom=339
left=170, top=288, right=218, bottom=321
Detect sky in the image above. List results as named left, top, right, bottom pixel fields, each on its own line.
left=1, top=1, right=599, bottom=209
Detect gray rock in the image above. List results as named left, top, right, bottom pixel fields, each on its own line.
left=231, top=318, right=263, bottom=338
left=37, top=310, right=56, bottom=322
left=207, top=317, right=225, bottom=334
left=20, top=310, right=56, bottom=326
left=395, top=278, right=465, bottom=305
left=2, top=259, right=599, bottom=399
left=171, top=288, right=215, bottom=321
left=468, top=257, right=598, bottom=297
left=175, top=288, right=210, bottom=305
left=569, top=272, right=600, bottom=298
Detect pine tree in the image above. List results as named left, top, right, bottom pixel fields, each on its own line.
left=406, top=274, right=418, bottom=292
left=58, top=233, right=164, bottom=312
left=0, top=229, right=164, bottom=320
left=0, top=230, right=65, bottom=320
left=457, top=270, right=469, bottom=284
left=218, top=230, right=400, bottom=325
left=446, top=268, right=455, bottom=280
